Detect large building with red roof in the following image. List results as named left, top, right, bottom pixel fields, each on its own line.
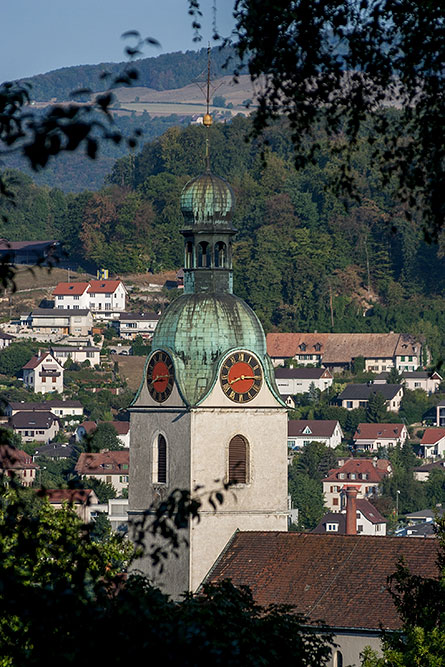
left=323, top=457, right=392, bottom=511
left=353, top=423, right=408, bottom=452
left=52, top=279, right=127, bottom=319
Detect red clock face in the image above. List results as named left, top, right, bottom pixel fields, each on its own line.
left=220, top=352, right=263, bottom=403
left=146, top=351, right=174, bottom=403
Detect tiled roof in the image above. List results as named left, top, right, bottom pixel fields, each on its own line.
left=88, top=279, right=122, bottom=294
left=77, top=421, right=97, bottom=435
left=34, top=443, right=76, bottom=458
left=111, top=421, right=130, bottom=435
left=267, top=333, right=329, bottom=358
left=32, top=308, right=90, bottom=316
left=43, top=488, right=95, bottom=504
left=204, top=532, right=439, bottom=630
left=421, top=428, right=445, bottom=445
left=414, top=460, right=445, bottom=472
left=75, top=450, right=129, bottom=475
left=0, top=239, right=57, bottom=251
left=0, top=445, right=38, bottom=470
left=53, top=282, right=89, bottom=296
left=324, top=458, right=390, bottom=484
left=275, top=367, right=332, bottom=380
left=338, top=384, right=402, bottom=401
left=288, top=420, right=339, bottom=438
left=394, top=334, right=421, bottom=356
left=22, top=352, right=52, bottom=370
left=51, top=346, right=99, bottom=352
left=9, top=400, right=82, bottom=411
left=353, top=423, right=406, bottom=440
left=0, top=331, right=14, bottom=340
left=356, top=498, right=387, bottom=524
left=11, top=411, right=58, bottom=429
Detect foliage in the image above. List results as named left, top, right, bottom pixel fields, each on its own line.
left=80, top=477, right=116, bottom=503
left=366, top=392, right=389, bottom=423
left=353, top=356, right=365, bottom=375
left=89, top=421, right=124, bottom=452
left=400, top=389, right=435, bottom=425
left=0, top=340, right=39, bottom=377
left=131, top=335, right=152, bottom=356
left=387, top=367, right=403, bottom=384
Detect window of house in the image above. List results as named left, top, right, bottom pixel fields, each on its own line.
left=326, top=523, right=338, bottom=531
left=106, top=476, right=112, bottom=484
left=42, top=377, right=46, bottom=383
left=228, top=435, right=248, bottom=485
left=52, top=377, right=56, bottom=383
left=414, top=382, right=420, bottom=387
left=349, top=473, right=356, bottom=479
left=357, top=525, right=363, bottom=533
left=346, top=401, right=353, bottom=409
left=359, top=401, right=367, bottom=408
left=338, top=473, right=345, bottom=479
left=376, top=524, right=381, bottom=532
left=74, top=295, right=79, bottom=300
left=87, top=352, right=94, bottom=358
left=105, top=304, right=111, bottom=310
left=333, top=497, right=339, bottom=506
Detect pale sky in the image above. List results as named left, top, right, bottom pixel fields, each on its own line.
left=1, top=0, right=236, bottom=83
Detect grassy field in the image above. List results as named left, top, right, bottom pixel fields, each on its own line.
left=112, top=354, right=145, bottom=392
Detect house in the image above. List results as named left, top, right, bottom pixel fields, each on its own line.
left=53, top=281, right=90, bottom=310
left=419, top=428, right=445, bottom=459
left=413, top=460, right=445, bottom=481
left=0, top=331, right=15, bottom=349
left=274, top=367, right=333, bottom=395
left=87, top=279, right=127, bottom=319
left=436, top=400, right=445, bottom=427
left=353, top=423, right=408, bottom=452
left=313, top=489, right=387, bottom=536
left=203, top=531, right=439, bottom=667
left=405, top=507, right=445, bottom=524
left=90, top=497, right=129, bottom=533
left=75, top=450, right=129, bottom=495
left=0, top=444, right=39, bottom=486
left=22, top=351, right=64, bottom=394
left=33, top=443, right=76, bottom=459
left=50, top=345, right=101, bottom=367
left=75, top=421, right=130, bottom=448
left=21, top=308, right=93, bottom=336
left=43, top=488, right=99, bottom=523
left=5, top=400, right=83, bottom=422
left=10, top=410, right=60, bottom=443
left=282, top=395, right=296, bottom=409
left=288, top=420, right=343, bottom=450
left=337, top=383, right=403, bottom=412
left=323, top=458, right=391, bottom=511
left=0, top=239, right=60, bottom=265
left=112, top=312, right=160, bottom=339
left=374, top=370, right=442, bottom=394
left=266, top=332, right=424, bottom=372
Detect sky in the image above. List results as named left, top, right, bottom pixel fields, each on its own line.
left=0, top=0, right=236, bottom=83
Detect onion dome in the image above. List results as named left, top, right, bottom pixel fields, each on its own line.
left=180, top=171, right=235, bottom=228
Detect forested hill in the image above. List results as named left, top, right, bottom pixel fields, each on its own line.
left=18, top=46, right=234, bottom=102
left=1, top=116, right=445, bottom=358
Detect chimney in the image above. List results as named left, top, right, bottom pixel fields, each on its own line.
left=345, top=487, right=358, bottom=535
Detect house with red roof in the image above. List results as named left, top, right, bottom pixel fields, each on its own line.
left=52, top=279, right=127, bottom=319
left=22, top=351, right=64, bottom=394
left=313, top=490, right=387, bottom=536
left=42, top=488, right=99, bottom=523
left=0, top=445, right=39, bottom=487
left=323, top=457, right=392, bottom=511
left=53, top=281, right=90, bottom=309
left=353, top=423, right=408, bottom=452
left=75, top=450, right=129, bottom=494
left=420, top=428, right=445, bottom=459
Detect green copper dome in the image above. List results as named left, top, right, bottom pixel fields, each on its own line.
left=152, top=292, right=268, bottom=405
left=181, top=171, right=234, bottom=227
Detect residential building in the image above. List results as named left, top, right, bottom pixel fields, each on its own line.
left=90, top=497, right=129, bottom=533
left=75, top=450, right=129, bottom=495
left=75, top=421, right=130, bottom=448
left=374, top=370, right=442, bottom=394
left=405, top=507, right=445, bottom=524
left=5, top=400, right=83, bottom=422
left=203, top=531, right=439, bottom=667
left=420, top=428, right=445, bottom=459
left=50, top=345, right=101, bottom=367
left=266, top=332, right=424, bottom=372
left=323, top=458, right=392, bottom=511
left=353, top=423, right=408, bottom=452
left=274, top=367, right=333, bottom=395
left=22, top=352, right=64, bottom=394
left=313, top=490, right=387, bottom=536
left=10, top=410, right=60, bottom=443
left=413, top=460, right=445, bottom=482
left=43, top=489, right=99, bottom=523
left=436, top=400, right=445, bottom=427
left=0, top=444, right=39, bottom=486
left=33, top=443, right=76, bottom=460
left=53, top=281, right=90, bottom=309
left=0, top=239, right=60, bottom=265
left=337, top=383, right=403, bottom=412
left=112, top=312, right=160, bottom=339
left=288, top=420, right=343, bottom=451
left=21, top=308, right=93, bottom=336
left=0, top=331, right=15, bottom=349
left=87, top=279, right=127, bottom=319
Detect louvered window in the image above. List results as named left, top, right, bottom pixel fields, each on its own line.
left=228, top=435, right=248, bottom=485
left=154, top=434, right=167, bottom=484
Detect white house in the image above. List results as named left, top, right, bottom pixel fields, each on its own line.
left=87, top=279, right=127, bottom=319
left=420, top=428, right=445, bottom=459
left=22, top=352, right=64, bottom=394
left=287, top=420, right=343, bottom=451
left=10, top=410, right=60, bottom=443
left=75, top=450, right=129, bottom=495
left=50, top=345, right=101, bottom=367
left=0, top=331, right=15, bottom=349
left=413, top=460, right=445, bottom=482
left=274, top=367, right=333, bottom=395
left=6, top=400, right=83, bottom=422
left=436, top=401, right=445, bottom=427
left=353, top=423, right=408, bottom=452
left=313, top=497, right=387, bottom=536
left=53, top=282, right=90, bottom=309
left=112, top=312, right=160, bottom=339
left=22, top=309, right=93, bottom=336
left=374, top=371, right=442, bottom=395
left=337, top=383, right=404, bottom=412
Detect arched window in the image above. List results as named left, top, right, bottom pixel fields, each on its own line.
left=214, top=241, right=227, bottom=268
left=185, top=241, right=194, bottom=269
left=228, top=435, right=248, bottom=485
left=333, top=650, right=343, bottom=667
left=197, top=242, right=211, bottom=268
left=153, top=434, right=167, bottom=484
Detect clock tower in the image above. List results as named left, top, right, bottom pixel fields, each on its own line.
left=129, top=147, right=288, bottom=599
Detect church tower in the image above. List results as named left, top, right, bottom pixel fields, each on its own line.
left=129, top=121, right=288, bottom=599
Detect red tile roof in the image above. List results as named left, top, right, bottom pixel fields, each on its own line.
left=111, top=421, right=130, bottom=435
left=421, top=428, right=445, bottom=445
left=288, top=420, right=339, bottom=438
left=353, top=423, right=406, bottom=440
left=53, top=282, right=89, bottom=296
left=0, top=445, right=38, bottom=470
left=324, top=458, right=390, bottom=484
left=22, top=351, right=51, bottom=370
left=88, top=280, right=122, bottom=294
left=43, top=488, right=96, bottom=504
left=204, top=532, right=439, bottom=630
left=267, top=333, right=329, bottom=358
left=77, top=421, right=97, bottom=435
left=75, top=450, right=129, bottom=475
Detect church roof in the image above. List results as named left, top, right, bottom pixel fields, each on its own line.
left=180, top=170, right=234, bottom=228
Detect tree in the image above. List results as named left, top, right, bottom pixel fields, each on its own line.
left=387, top=367, right=403, bottom=384
left=89, top=422, right=124, bottom=452
left=0, top=341, right=38, bottom=377
left=366, top=392, right=388, bottom=423
left=353, top=356, right=365, bottom=375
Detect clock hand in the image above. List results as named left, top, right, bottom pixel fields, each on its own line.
left=229, top=375, right=260, bottom=385
left=152, top=374, right=170, bottom=384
